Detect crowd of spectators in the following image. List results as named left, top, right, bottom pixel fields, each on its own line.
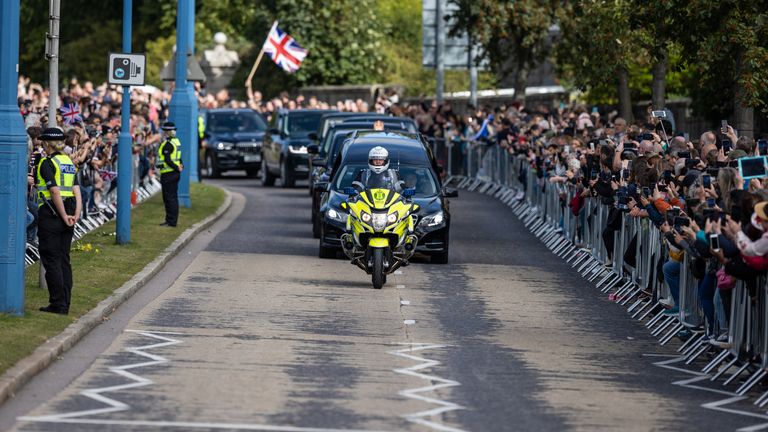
left=17, top=76, right=385, bottom=246
left=406, top=97, right=768, bottom=346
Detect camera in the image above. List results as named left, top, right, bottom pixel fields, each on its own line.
left=651, top=110, right=667, bottom=118
left=112, top=57, right=142, bottom=80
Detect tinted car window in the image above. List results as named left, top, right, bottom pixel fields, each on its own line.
left=208, top=111, right=266, bottom=132
left=286, top=112, right=326, bottom=136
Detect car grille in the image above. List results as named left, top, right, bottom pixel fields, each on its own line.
left=236, top=142, right=261, bottom=154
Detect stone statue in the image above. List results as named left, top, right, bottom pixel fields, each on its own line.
left=200, top=33, right=240, bottom=95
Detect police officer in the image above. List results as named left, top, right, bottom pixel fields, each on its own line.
left=157, top=122, right=183, bottom=227
left=37, top=127, right=82, bottom=315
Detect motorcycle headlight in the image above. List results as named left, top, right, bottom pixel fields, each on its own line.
left=288, top=145, right=307, bottom=154
left=387, top=212, right=398, bottom=224
left=361, top=212, right=372, bottom=223
left=372, top=213, right=387, bottom=231
left=419, top=211, right=444, bottom=228
left=216, top=142, right=234, bottom=151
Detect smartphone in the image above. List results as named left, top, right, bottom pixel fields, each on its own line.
left=663, top=170, right=674, bottom=182
left=652, top=110, right=667, bottom=118
left=684, top=132, right=690, bottom=142
left=707, top=197, right=716, bottom=207
left=590, top=170, right=598, bottom=180
left=702, top=175, right=711, bottom=188
left=590, top=142, right=596, bottom=151
left=592, top=106, right=598, bottom=114
left=657, top=183, right=668, bottom=192
left=599, top=139, right=607, bottom=146
left=642, top=187, right=651, bottom=197
left=721, top=120, right=728, bottom=135
left=758, top=139, right=768, bottom=155
left=721, top=139, right=733, bottom=153
left=622, top=169, right=630, bottom=180
left=709, top=233, right=721, bottom=251
left=674, top=216, right=690, bottom=227
left=703, top=208, right=715, bottom=220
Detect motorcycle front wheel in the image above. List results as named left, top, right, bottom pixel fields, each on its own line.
left=372, top=248, right=384, bottom=289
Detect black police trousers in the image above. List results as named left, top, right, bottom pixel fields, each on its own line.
left=161, top=171, right=180, bottom=226
left=38, top=208, right=74, bottom=312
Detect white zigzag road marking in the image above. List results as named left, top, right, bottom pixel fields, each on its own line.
left=19, top=329, right=183, bottom=422
left=388, top=343, right=467, bottom=432
left=651, top=356, right=768, bottom=431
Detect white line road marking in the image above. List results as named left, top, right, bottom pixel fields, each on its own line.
left=395, top=271, right=403, bottom=275
left=650, top=356, right=768, bottom=430
left=400, top=300, right=411, bottom=306
left=396, top=285, right=405, bottom=289
left=403, top=320, right=416, bottom=325
left=388, top=344, right=466, bottom=432
left=15, top=418, right=395, bottom=432
left=19, top=330, right=182, bottom=422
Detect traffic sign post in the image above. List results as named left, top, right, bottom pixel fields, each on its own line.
left=109, top=2, right=145, bottom=244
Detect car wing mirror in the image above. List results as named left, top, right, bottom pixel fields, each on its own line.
left=308, top=132, right=318, bottom=141
left=307, top=144, right=320, bottom=155
left=442, top=187, right=458, bottom=198
left=311, top=158, right=326, bottom=167
left=314, top=181, right=329, bottom=191
left=269, top=128, right=280, bottom=135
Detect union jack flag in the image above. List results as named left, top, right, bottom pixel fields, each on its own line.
left=263, top=22, right=308, bottom=73
left=60, top=103, right=83, bottom=125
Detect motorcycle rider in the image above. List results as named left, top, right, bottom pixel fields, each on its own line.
left=355, top=146, right=401, bottom=191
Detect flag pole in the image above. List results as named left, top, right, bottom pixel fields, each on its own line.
left=245, top=20, right=277, bottom=88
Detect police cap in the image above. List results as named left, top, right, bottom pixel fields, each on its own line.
left=161, top=122, right=177, bottom=131
left=40, top=127, right=65, bottom=141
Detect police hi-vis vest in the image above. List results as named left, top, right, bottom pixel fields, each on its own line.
left=157, top=137, right=182, bottom=174
left=36, top=154, right=76, bottom=207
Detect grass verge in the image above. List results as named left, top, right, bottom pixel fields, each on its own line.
left=0, top=183, right=225, bottom=375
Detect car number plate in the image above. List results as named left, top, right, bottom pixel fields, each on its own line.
left=244, top=155, right=261, bottom=162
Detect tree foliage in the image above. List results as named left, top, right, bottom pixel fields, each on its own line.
left=449, top=0, right=559, bottom=98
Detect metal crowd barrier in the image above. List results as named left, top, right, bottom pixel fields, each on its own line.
left=447, top=140, right=768, bottom=401
left=24, top=177, right=162, bottom=267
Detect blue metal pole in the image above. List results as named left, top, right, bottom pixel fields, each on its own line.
left=187, top=0, right=198, bottom=183
left=0, top=0, right=30, bottom=315
left=169, top=0, right=193, bottom=208
left=116, top=0, right=133, bottom=244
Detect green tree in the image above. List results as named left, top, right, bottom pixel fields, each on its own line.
left=669, top=0, right=768, bottom=137
left=555, top=0, right=640, bottom=120
left=449, top=0, right=559, bottom=101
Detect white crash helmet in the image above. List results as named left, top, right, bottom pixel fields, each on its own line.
left=368, top=146, right=389, bottom=174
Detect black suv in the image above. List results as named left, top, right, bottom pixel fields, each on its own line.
left=261, top=109, right=336, bottom=188
left=199, top=109, right=268, bottom=178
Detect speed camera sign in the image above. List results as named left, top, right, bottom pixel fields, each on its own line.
left=108, top=53, right=146, bottom=86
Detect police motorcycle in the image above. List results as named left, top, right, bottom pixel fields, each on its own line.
left=338, top=147, right=420, bottom=289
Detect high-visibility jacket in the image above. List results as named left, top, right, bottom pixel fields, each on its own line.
left=36, top=154, right=76, bottom=207
left=157, top=137, right=182, bottom=174
left=198, top=115, right=205, bottom=139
